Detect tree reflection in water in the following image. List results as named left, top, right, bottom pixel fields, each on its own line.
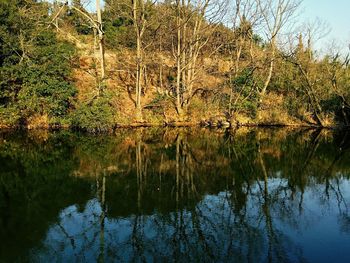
left=0, top=128, right=350, bottom=262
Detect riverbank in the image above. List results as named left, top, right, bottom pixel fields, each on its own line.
left=1, top=118, right=348, bottom=132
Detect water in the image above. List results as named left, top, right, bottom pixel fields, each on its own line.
left=0, top=128, right=350, bottom=263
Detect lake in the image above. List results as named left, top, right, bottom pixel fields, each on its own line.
left=0, top=128, right=350, bottom=263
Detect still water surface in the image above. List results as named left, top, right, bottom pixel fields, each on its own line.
left=0, top=128, right=350, bottom=262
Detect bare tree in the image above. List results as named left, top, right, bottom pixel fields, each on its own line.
left=283, top=20, right=331, bottom=126
left=227, top=0, right=262, bottom=116
left=96, top=0, right=106, bottom=86
left=324, top=43, right=350, bottom=125
left=106, top=0, right=157, bottom=121
left=50, top=0, right=107, bottom=94
left=131, top=0, right=146, bottom=121
left=257, top=0, right=301, bottom=97
left=173, top=0, right=227, bottom=120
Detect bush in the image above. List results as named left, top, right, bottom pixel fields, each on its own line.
left=0, top=1, right=77, bottom=127
left=71, top=96, right=115, bottom=133
left=284, top=95, right=300, bottom=117
left=0, top=105, right=21, bottom=127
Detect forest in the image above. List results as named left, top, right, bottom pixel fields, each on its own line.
left=1, top=0, right=349, bottom=132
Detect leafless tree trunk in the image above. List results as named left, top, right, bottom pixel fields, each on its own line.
left=50, top=1, right=107, bottom=94
left=96, top=0, right=106, bottom=91
left=131, top=0, right=158, bottom=121
left=175, top=0, right=184, bottom=118
left=283, top=54, right=324, bottom=126
left=325, top=50, right=350, bottom=126
left=173, top=0, right=226, bottom=120
left=228, top=0, right=261, bottom=115
left=132, top=0, right=147, bottom=121
left=158, top=34, right=163, bottom=93
left=257, top=0, right=301, bottom=97
left=283, top=20, right=332, bottom=126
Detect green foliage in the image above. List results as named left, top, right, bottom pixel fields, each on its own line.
left=71, top=96, right=115, bottom=133
left=18, top=32, right=76, bottom=117
left=232, top=68, right=255, bottom=88
left=320, top=96, right=342, bottom=114
left=227, top=68, right=259, bottom=117
left=237, top=100, right=258, bottom=118
left=104, top=16, right=135, bottom=49
left=0, top=105, right=21, bottom=126
left=284, top=95, right=300, bottom=117
left=0, top=0, right=77, bottom=126
left=102, top=2, right=135, bottom=49
left=66, top=2, right=93, bottom=35
left=149, top=93, right=171, bottom=106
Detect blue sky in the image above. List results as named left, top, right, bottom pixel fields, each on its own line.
left=300, top=0, right=349, bottom=53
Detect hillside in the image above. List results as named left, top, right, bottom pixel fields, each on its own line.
left=1, top=0, right=349, bottom=132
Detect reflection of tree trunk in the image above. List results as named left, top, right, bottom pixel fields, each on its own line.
left=97, top=172, right=106, bottom=263
left=159, top=153, right=163, bottom=192
left=323, top=132, right=349, bottom=209
left=341, top=104, right=349, bottom=126
left=191, top=205, right=214, bottom=259
left=174, top=133, right=196, bottom=205
left=131, top=215, right=146, bottom=262
left=289, top=129, right=322, bottom=212
left=299, top=191, right=304, bottom=215
left=136, top=138, right=146, bottom=210
left=176, top=134, right=180, bottom=206
left=326, top=131, right=349, bottom=174
left=258, top=142, right=275, bottom=263
left=302, top=129, right=322, bottom=171
left=265, top=204, right=275, bottom=263
left=57, top=223, right=76, bottom=251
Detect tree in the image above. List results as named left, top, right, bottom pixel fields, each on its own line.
left=257, top=0, right=301, bottom=97
left=104, top=0, right=158, bottom=122
left=67, top=0, right=92, bottom=34
left=132, top=0, right=151, bottom=121
left=323, top=45, right=350, bottom=125
left=174, top=0, right=227, bottom=120
left=282, top=20, right=335, bottom=126
left=96, top=0, right=106, bottom=89
left=0, top=0, right=76, bottom=127
left=226, top=0, right=262, bottom=117
left=50, top=0, right=107, bottom=94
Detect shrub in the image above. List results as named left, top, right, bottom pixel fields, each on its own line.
left=0, top=105, right=21, bottom=127
left=0, top=1, right=77, bottom=126
left=71, top=96, right=115, bottom=133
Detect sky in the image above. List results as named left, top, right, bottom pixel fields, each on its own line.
left=300, top=0, right=350, bottom=54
